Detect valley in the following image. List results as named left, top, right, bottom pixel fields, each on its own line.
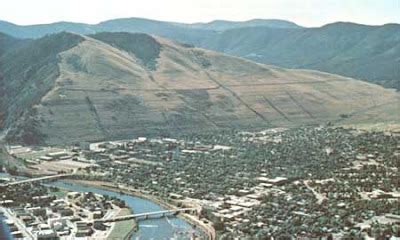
left=0, top=11, right=399, bottom=240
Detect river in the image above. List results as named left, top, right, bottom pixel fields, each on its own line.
left=0, top=173, right=205, bottom=239
left=0, top=214, right=12, bottom=240
left=0, top=173, right=13, bottom=240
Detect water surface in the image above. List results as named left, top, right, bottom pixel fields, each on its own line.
left=50, top=181, right=204, bottom=239
left=0, top=172, right=204, bottom=239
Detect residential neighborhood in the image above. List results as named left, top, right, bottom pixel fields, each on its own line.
left=2, top=126, right=398, bottom=239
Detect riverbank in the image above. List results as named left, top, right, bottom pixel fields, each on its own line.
left=67, top=179, right=216, bottom=240
left=47, top=180, right=136, bottom=240
left=107, top=208, right=137, bottom=240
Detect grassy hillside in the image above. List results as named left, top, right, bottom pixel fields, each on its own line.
left=196, top=22, right=400, bottom=90
left=90, top=32, right=161, bottom=70
left=0, top=33, right=16, bottom=56
left=0, top=20, right=398, bottom=90
left=1, top=32, right=398, bottom=145
left=0, top=32, right=29, bottom=56
left=0, top=32, right=84, bottom=143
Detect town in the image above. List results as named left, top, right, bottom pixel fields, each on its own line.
left=1, top=126, right=399, bottom=239
left=0, top=180, right=132, bottom=239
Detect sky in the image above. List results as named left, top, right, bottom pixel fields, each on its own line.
left=1, top=0, right=399, bottom=27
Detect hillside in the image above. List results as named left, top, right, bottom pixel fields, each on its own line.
left=0, top=32, right=29, bottom=56
left=0, top=32, right=84, bottom=143
left=0, top=33, right=16, bottom=56
left=197, top=22, right=400, bottom=90
left=0, top=32, right=399, bottom=145
left=0, top=19, right=398, bottom=90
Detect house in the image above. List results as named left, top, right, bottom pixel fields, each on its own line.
left=46, top=151, right=70, bottom=160
left=37, top=229, right=57, bottom=240
left=11, top=231, right=24, bottom=239
left=76, top=221, right=90, bottom=231
left=169, top=193, right=183, bottom=200
left=39, top=156, right=54, bottom=161
left=75, top=229, right=92, bottom=237
left=0, top=200, right=14, bottom=207
left=59, top=208, right=74, bottom=217
left=257, top=177, right=288, bottom=185
left=92, top=211, right=104, bottom=219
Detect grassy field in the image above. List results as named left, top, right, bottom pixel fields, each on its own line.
left=108, top=208, right=137, bottom=240
left=48, top=189, right=68, bottom=198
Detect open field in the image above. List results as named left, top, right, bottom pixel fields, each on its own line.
left=11, top=147, right=65, bottom=160
left=31, top=160, right=92, bottom=174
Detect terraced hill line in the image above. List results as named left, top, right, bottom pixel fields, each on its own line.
left=263, top=96, right=291, bottom=122
left=285, top=91, right=315, bottom=119
left=85, top=95, right=109, bottom=139
left=204, top=72, right=271, bottom=125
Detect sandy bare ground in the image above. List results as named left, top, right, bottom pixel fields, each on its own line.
left=304, top=180, right=327, bottom=205
left=32, top=160, right=93, bottom=174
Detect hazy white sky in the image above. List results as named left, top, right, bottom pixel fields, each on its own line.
left=1, top=0, right=399, bottom=27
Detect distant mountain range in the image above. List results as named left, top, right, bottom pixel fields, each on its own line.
left=0, top=18, right=398, bottom=90
left=0, top=18, right=300, bottom=39
left=1, top=32, right=398, bottom=144
left=173, top=19, right=302, bottom=31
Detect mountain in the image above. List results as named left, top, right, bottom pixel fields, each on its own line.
left=175, top=19, right=301, bottom=31
left=96, top=18, right=215, bottom=46
left=0, top=18, right=215, bottom=47
left=0, top=18, right=299, bottom=40
left=0, top=33, right=15, bottom=55
left=0, top=19, right=398, bottom=90
left=0, top=32, right=29, bottom=56
left=0, top=32, right=398, bottom=145
left=196, top=22, right=400, bottom=90
left=0, top=20, right=95, bottom=39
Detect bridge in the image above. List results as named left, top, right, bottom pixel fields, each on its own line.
left=97, top=208, right=197, bottom=223
left=0, top=173, right=74, bottom=187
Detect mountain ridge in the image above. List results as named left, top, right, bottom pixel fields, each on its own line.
left=0, top=19, right=398, bottom=90
left=196, top=23, right=400, bottom=90
left=173, top=19, right=302, bottom=31
left=0, top=17, right=301, bottom=38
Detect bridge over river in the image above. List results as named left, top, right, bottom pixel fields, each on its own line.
left=0, top=173, right=74, bottom=187
left=97, top=208, right=198, bottom=223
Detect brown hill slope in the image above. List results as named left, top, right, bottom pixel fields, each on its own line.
left=1, top=20, right=399, bottom=90
left=3, top=32, right=399, bottom=144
